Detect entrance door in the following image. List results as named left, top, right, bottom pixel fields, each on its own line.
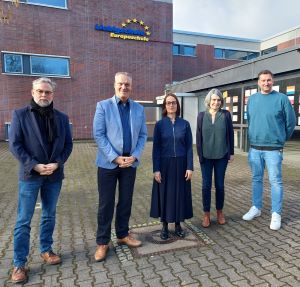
left=140, top=103, right=162, bottom=141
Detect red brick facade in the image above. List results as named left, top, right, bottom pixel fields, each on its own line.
left=0, top=0, right=172, bottom=140
left=173, top=44, right=240, bottom=82
left=277, top=37, right=300, bottom=51
left=0, top=2, right=299, bottom=140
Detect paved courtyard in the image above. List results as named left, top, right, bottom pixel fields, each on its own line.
left=1, top=141, right=300, bottom=287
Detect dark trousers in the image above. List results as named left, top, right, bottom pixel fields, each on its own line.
left=96, top=166, right=136, bottom=245
left=200, top=157, right=228, bottom=212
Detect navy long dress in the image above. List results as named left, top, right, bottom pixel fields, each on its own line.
left=150, top=116, right=193, bottom=223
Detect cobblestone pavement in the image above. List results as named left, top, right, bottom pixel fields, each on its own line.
left=1, top=141, right=300, bottom=287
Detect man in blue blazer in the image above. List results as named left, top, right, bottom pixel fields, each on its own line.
left=9, top=77, right=73, bottom=284
left=93, top=72, right=147, bottom=261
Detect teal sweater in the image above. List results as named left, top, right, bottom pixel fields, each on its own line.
left=247, top=91, right=296, bottom=147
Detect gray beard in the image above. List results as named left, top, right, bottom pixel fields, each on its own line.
left=37, top=100, right=51, bottom=107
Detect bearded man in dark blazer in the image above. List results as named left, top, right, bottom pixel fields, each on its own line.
left=9, top=77, right=73, bottom=284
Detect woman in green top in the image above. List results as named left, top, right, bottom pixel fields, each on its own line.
left=196, top=89, right=234, bottom=228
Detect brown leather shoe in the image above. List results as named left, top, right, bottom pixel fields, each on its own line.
left=117, top=235, right=142, bottom=247
left=94, top=245, right=109, bottom=262
left=11, top=267, right=28, bottom=284
left=40, top=251, right=61, bottom=265
left=202, top=212, right=210, bottom=228
left=217, top=210, right=226, bottom=225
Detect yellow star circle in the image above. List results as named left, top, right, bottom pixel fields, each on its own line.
left=121, top=18, right=151, bottom=36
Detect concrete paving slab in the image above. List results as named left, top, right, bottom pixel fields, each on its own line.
left=0, top=141, right=300, bottom=286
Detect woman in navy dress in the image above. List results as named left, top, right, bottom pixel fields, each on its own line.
left=150, top=93, right=193, bottom=240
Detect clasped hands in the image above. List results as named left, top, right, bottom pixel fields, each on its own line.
left=114, top=156, right=136, bottom=168
left=34, top=163, right=59, bottom=175
left=154, top=170, right=193, bottom=183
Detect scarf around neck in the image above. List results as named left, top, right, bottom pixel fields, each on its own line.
left=30, top=98, right=56, bottom=143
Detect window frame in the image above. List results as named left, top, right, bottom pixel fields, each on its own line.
left=261, top=46, right=277, bottom=56
left=224, top=49, right=248, bottom=60
left=173, top=43, right=196, bottom=57
left=3, top=54, right=23, bottom=74
left=214, top=48, right=224, bottom=59
left=12, top=0, right=68, bottom=9
left=2, top=51, right=70, bottom=78
left=214, top=48, right=259, bottom=61
left=30, top=55, right=70, bottom=77
left=172, top=44, right=180, bottom=55
left=183, top=45, right=195, bottom=56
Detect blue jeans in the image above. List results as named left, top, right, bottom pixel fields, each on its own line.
left=13, top=179, right=62, bottom=267
left=248, top=148, right=283, bottom=214
left=200, top=157, right=228, bottom=212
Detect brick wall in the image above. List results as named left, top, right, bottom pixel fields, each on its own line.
left=0, top=0, right=172, bottom=140
left=172, top=44, right=241, bottom=82
left=277, top=37, right=300, bottom=50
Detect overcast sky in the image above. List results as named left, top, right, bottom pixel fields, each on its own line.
left=173, top=0, right=300, bottom=40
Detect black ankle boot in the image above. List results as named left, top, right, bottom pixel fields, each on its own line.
left=175, top=223, right=185, bottom=238
left=160, top=222, right=169, bottom=240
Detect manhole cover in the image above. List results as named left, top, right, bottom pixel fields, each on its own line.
left=111, top=221, right=214, bottom=262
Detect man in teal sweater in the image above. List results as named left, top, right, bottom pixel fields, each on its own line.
left=243, top=70, right=296, bottom=230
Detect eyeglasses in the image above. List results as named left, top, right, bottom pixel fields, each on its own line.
left=116, top=82, right=131, bottom=88
left=35, top=89, right=53, bottom=96
left=166, top=101, right=177, bottom=106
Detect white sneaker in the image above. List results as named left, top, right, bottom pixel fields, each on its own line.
left=270, top=212, right=281, bottom=230
left=242, top=206, right=261, bottom=221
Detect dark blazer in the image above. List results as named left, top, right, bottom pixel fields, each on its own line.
left=196, top=109, right=234, bottom=163
left=9, top=105, right=73, bottom=181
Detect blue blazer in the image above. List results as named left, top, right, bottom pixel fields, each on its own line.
left=9, top=106, right=73, bottom=181
left=93, top=96, right=148, bottom=169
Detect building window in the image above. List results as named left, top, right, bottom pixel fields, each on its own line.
left=4, top=54, right=23, bottom=73
left=214, top=48, right=224, bottom=59
left=183, top=46, right=195, bottom=56
left=261, top=46, right=277, bottom=55
left=18, top=0, right=67, bottom=9
left=214, top=48, right=259, bottom=60
left=173, top=44, right=196, bottom=56
left=247, top=51, right=260, bottom=60
left=224, top=50, right=248, bottom=60
left=2, top=52, right=70, bottom=77
left=172, top=44, right=180, bottom=55
left=31, top=56, right=69, bottom=76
